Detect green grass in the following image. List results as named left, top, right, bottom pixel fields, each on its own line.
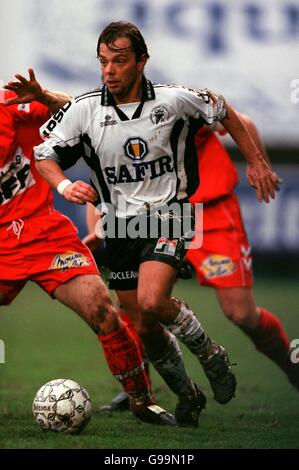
left=0, top=276, right=299, bottom=449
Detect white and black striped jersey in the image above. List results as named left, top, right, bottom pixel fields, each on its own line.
left=35, top=78, right=226, bottom=218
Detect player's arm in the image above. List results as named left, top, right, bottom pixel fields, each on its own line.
left=180, top=87, right=278, bottom=203
left=237, top=114, right=270, bottom=166
left=4, top=68, right=71, bottom=114
left=207, top=113, right=281, bottom=184
left=34, top=97, right=97, bottom=205
left=219, top=101, right=277, bottom=203
left=35, top=159, right=97, bottom=205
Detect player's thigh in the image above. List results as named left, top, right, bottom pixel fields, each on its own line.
left=54, top=274, right=112, bottom=318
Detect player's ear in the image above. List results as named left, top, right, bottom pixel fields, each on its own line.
left=138, top=53, right=148, bottom=70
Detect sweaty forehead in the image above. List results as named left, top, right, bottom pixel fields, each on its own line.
left=99, top=37, right=133, bottom=56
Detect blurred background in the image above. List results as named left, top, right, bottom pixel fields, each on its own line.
left=1, top=1, right=299, bottom=449
left=1, top=0, right=298, bottom=267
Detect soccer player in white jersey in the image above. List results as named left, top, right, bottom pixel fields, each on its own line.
left=31, top=21, right=279, bottom=427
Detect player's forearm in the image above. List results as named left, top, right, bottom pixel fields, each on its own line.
left=35, top=159, right=98, bottom=204
left=239, top=114, right=271, bottom=167
left=37, top=89, right=72, bottom=114
left=35, top=159, right=67, bottom=190
left=221, top=102, right=265, bottom=166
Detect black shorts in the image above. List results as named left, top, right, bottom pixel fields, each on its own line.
left=104, top=203, right=194, bottom=290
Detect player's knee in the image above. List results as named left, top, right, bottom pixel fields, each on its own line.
left=223, top=304, right=245, bottom=324
left=74, top=286, right=120, bottom=335
left=222, top=304, right=257, bottom=328
left=138, top=296, right=163, bottom=319
left=83, top=292, right=119, bottom=334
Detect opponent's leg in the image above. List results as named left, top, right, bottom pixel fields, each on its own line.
left=0, top=291, right=8, bottom=305
left=0, top=280, right=26, bottom=306
left=216, top=287, right=299, bottom=391
left=54, top=275, right=176, bottom=425
left=100, top=309, right=150, bottom=412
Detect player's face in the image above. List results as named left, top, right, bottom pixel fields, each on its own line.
left=98, top=37, right=147, bottom=104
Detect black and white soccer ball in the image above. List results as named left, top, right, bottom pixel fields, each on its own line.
left=32, top=378, right=92, bottom=435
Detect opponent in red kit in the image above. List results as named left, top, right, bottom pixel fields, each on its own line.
left=0, top=80, right=176, bottom=426
left=0, top=91, right=97, bottom=298
left=187, top=124, right=299, bottom=391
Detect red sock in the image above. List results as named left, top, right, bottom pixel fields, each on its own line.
left=119, top=310, right=152, bottom=387
left=241, top=307, right=289, bottom=353
left=99, top=323, right=152, bottom=404
left=240, top=307, right=294, bottom=376
left=119, top=310, right=144, bottom=353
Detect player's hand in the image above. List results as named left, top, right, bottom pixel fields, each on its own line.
left=62, top=181, right=98, bottom=205
left=4, top=68, right=44, bottom=105
left=246, top=160, right=279, bottom=203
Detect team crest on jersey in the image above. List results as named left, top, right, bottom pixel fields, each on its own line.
left=201, top=255, right=236, bottom=279
left=150, top=106, right=169, bottom=124
left=124, top=137, right=148, bottom=160
left=50, top=252, right=90, bottom=271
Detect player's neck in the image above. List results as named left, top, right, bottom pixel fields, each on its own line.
left=113, top=82, right=142, bottom=105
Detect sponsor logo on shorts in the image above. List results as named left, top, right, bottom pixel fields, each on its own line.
left=154, top=237, right=178, bottom=256
left=110, top=271, right=138, bottom=281
left=50, top=252, right=90, bottom=271
left=201, top=254, right=235, bottom=279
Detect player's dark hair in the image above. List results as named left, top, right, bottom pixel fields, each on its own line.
left=97, top=21, right=149, bottom=62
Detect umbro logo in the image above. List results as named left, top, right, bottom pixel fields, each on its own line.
left=100, top=115, right=117, bottom=127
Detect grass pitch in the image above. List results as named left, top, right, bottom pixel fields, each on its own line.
left=0, top=274, right=299, bottom=449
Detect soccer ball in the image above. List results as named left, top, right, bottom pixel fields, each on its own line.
left=32, top=378, right=92, bottom=435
